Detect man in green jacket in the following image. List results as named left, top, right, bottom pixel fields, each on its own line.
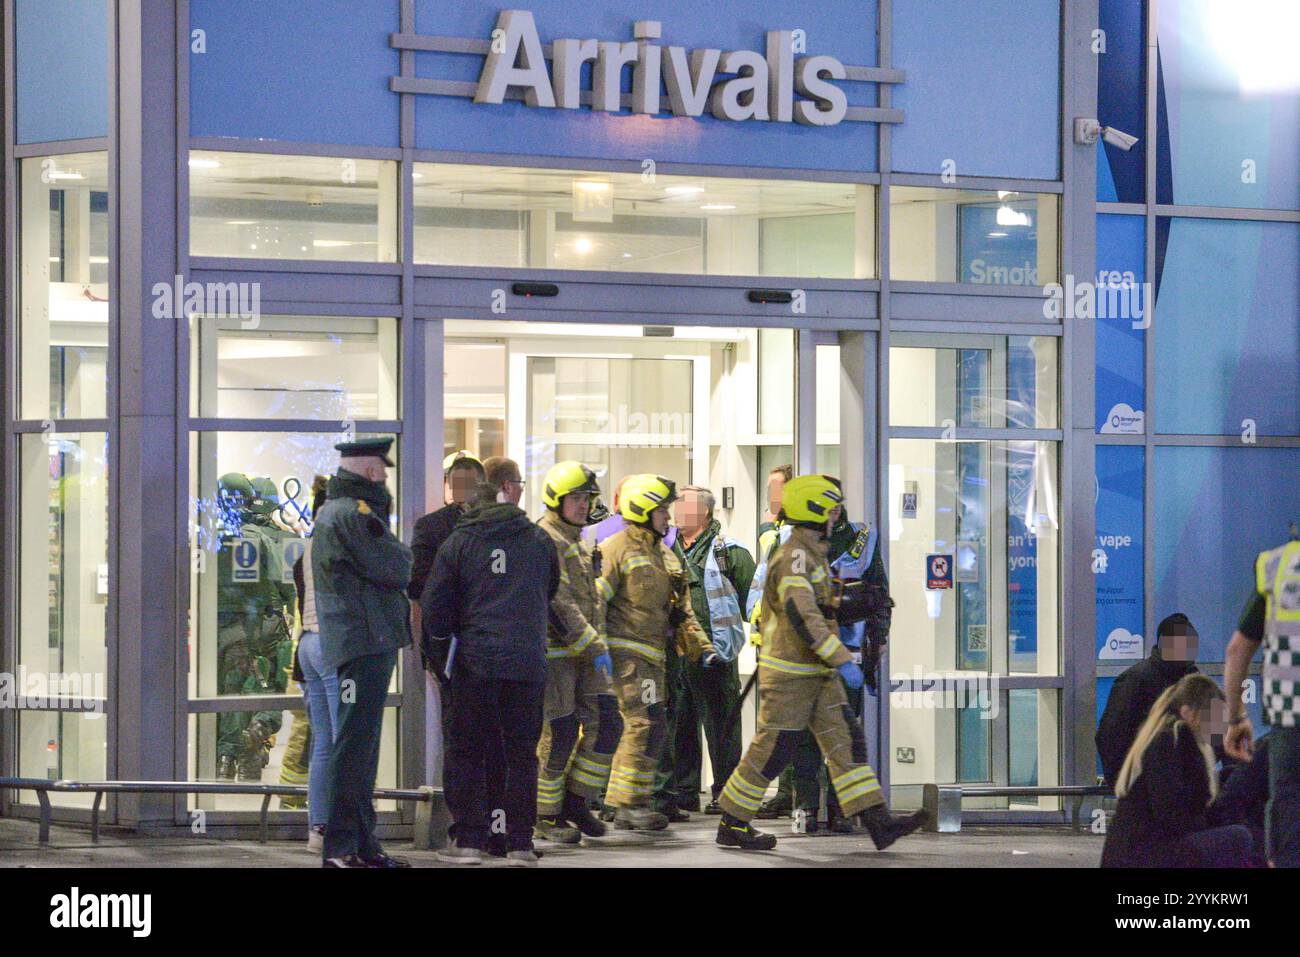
left=655, top=486, right=756, bottom=815
left=312, top=437, right=413, bottom=868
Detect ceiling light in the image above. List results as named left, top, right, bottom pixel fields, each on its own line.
left=312, top=239, right=354, bottom=247
left=574, top=181, right=612, bottom=193
left=665, top=185, right=705, bottom=195
left=988, top=231, right=1008, bottom=237
left=996, top=190, right=1016, bottom=200
left=700, top=203, right=736, bottom=211
left=225, top=220, right=256, bottom=226
left=996, top=205, right=1031, bottom=227
left=188, top=157, right=221, bottom=169
left=574, top=237, right=593, bottom=253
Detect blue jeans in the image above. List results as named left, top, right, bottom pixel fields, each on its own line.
left=297, top=630, right=340, bottom=829
left=1267, top=725, right=1300, bottom=867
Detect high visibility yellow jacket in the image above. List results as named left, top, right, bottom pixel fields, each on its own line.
left=757, top=525, right=854, bottom=677
left=597, top=523, right=712, bottom=666
left=538, top=510, right=608, bottom=659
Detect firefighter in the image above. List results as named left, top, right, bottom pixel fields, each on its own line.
left=534, top=461, right=623, bottom=843
left=597, top=474, right=718, bottom=830
left=716, top=474, right=926, bottom=851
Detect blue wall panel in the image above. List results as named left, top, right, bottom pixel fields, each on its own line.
left=891, top=0, right=1060, bottom=180
left=190, top=0, right=400, bottom=147
left=1156, top=0, right=1300, bottom=211
left=1095, top=446, right=1144, bottom=663
left=1096, top=0, right=1145, bottom=203
left=413, top=0, right=880, bottom=171
left=1153, top=446, right=1300, bottom=662
left=1095, top=214, right=1146, bottom=434
left=16, top=0, right=109, bottom=143
left=1154, top=218, right=1300, bottom=437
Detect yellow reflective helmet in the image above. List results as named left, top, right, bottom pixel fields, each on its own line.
left=781, top=474, right=844, bottom=525
left=619, top=474, right=678, bottom=523
left=542, top=460, right=600, bottom=511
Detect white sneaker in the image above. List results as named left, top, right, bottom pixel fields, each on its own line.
left=506, top=850, right=540, bottom=867
left=307, top=826, right=325, bottom=854
left=435, top=845, right=483, bottom=865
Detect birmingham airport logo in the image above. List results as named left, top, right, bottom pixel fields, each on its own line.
left=888, top=668, right=1000, bottom=720
left=0, top=668, right=106, bottom=716
left=391, top=10, right=905, bottom=128
left=151, top=274, right=261, bottom=329
left=1042, top=272, right=1153, bottom=328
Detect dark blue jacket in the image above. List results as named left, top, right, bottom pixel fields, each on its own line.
left=421, top=502, right=559, bottom=684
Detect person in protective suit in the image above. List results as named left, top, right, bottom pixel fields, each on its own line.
left=716, top=474, right=926, bottom=851
left=597, top=474, right=718, bottom=830
left=214, top=473, right=294, bottom=781
left=534, top=461, right=623, bottom=844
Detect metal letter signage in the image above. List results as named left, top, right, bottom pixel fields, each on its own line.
left=390, top=10, right=904, bottom=128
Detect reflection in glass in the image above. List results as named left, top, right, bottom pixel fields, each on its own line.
left=187, top=432, right=399, bottom=782
left=190, top=315, right=399, bottom=420
left=189, top=151, right=398, bottom=262
left=414, top=163, right=875, bottom=279
left=20, top=153, right=109, bottom=419
left=18, top=710, right=107, bottom=808
left=890, top=186, right=1059, bottom=285
left=889, top=336, right=1058, bottom=429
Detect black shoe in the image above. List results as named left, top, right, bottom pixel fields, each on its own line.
left=323, top=854, right=367, bottom=868
left=563, top=796, right=608, bottom=838
left=756, top=797, right=791, bottom=820
left=861, top=805, right=927, bottom=851
left=703, top=799, right=723, bottom=815
left=362, top=852, right=411, bottom=868
left=485, top=834, right=508, bottom=858
left=716, top=813, right=777, bottom=851
left=662, top=806, right=691, bottom=823
left=829, top=812, right=856, bottom=835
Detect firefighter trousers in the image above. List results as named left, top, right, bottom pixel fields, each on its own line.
left=719, top=667, right=884, bottom=822
left=537, top=654, right=622, bottom=817
left=606, top=651, right=668, bottom=809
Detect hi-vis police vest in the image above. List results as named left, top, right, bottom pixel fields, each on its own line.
left=830, top=522, right=877, bottom=650
left=747, top=524, right=793, bottom=623
left=703, top=536, right=747, bottom=661
left=1257, top=539, right=1300, bottom=727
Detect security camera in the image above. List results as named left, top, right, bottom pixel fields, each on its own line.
left=1074, top=118, right=1140, bottom=151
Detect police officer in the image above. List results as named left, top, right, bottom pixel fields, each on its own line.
left=1224, top=528, right=1300, bottom=867
left=716, top=475, right=925, bottom=851
left=214, top=473, right=293, bottom=781
left=312, top=437, right=413, bottom=868
left=598, top=474, right=717, bottom=830
left=534, top=461, right=622, bottom=843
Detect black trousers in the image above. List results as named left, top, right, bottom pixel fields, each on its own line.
left=661, top=655, right=742, bottom=807
left=444, top=663, right=545, bottom=851
left=323, top=650, right=396, bottom=861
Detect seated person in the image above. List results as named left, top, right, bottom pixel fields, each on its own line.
left=1101, top=674, right=1252, bottom=868
left=1096, top=613, right=1199, bottom=789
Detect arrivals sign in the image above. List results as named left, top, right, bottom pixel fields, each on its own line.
left=390, top=10, right=904, bottom=128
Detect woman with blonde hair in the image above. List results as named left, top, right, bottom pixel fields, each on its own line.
left=1101, top=673, right=1253, bottom=867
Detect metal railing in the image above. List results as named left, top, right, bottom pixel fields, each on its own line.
left=0, top=778, right=444, bottom=846
left=923, top=783, right=1112, bottom=833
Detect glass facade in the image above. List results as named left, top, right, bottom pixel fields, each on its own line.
left=2, top=0, right=1294, bottom=838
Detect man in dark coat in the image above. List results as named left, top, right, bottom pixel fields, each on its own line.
left=312, top=437, right=413, bottom=868
left=422, top=482, right=560, bottom=866
left=1096, top=612, right=1199, bottom=789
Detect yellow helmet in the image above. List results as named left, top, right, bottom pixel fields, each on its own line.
left=542, top=460, right=600, bottom=511
left=781, top=474, right=844, bottom=525
left=619, top=474, right=678, bottom=523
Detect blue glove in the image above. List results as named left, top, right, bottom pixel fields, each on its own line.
left=593, top=652, right=613, bottom=678
left=837, top=661, right=864, bottom=690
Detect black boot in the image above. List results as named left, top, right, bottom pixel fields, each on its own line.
left=563, top=794, right=607, bottom=838
left=861, top=804, right=927, bottom=851
left=716, top=812, right=778, bottom=851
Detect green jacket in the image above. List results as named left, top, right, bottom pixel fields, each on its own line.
left=675, top=519, right=757, bottom=637
left=311, top=468, right=413, bottom=671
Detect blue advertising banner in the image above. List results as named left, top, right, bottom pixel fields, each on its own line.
left=1095, top=445, right=1144, bottom=661
left=958, top=202, right=1040, bottom=286
left=1096, top=214, right=1146, bottom=434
